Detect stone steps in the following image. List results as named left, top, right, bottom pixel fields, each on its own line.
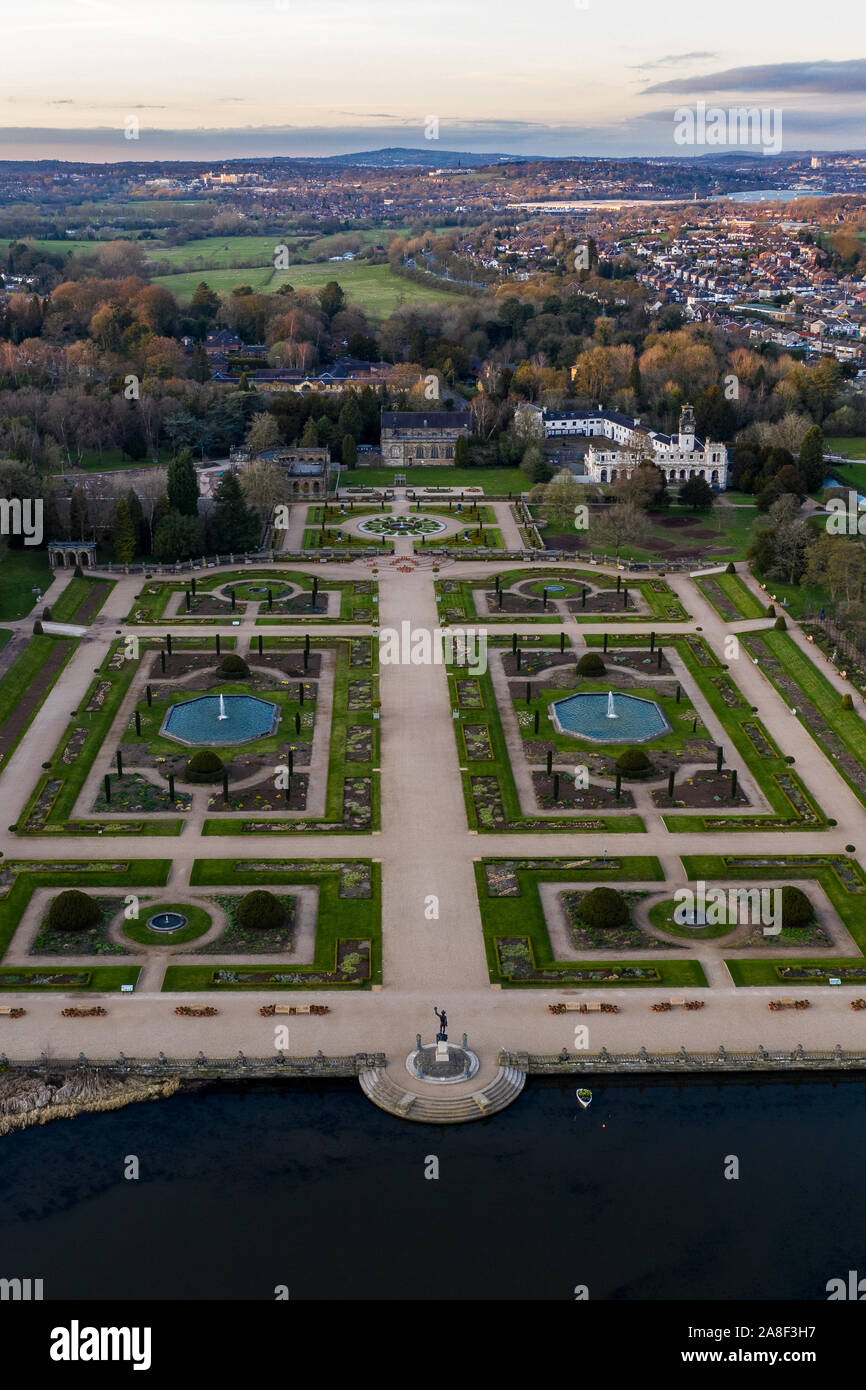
left=358, top=1065, right=526, bottom=1124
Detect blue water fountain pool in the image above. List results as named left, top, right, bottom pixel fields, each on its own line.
left=161, top=695, right=279, bottom=746
left=550, top=691, right=670, bottom=743
left=147, top=912, right=187, bottom=933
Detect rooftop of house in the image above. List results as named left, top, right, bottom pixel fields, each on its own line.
left=380, top=410, right=471, bottom=429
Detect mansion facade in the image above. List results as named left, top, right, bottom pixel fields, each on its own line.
left=380, top=410, right=471, bottom=467
left=519, top=403, right=729, bottom=489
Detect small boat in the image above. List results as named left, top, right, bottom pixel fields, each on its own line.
left=576, top=1088, right=592, bottom=1109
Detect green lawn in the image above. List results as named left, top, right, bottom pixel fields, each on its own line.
left=51, top=575, right=113, bottom=623
left=0, top=635, right=76, bottom=768
left=536, top=500, right=761, bottom=563
left=697, top=570, right=766, bottom=620
left=1, top=237, right=101, bottom=258
left=0, top=550, right=50, bottom=620
left=344, top=466, right=525, bottom=494
left=826, top=438, right=866, bottom=461
left=745, top=628, right=866, bottom=800
left=151, top=260, right=459, bottom=317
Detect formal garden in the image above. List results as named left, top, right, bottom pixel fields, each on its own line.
left=0, top=860, right=381, bottom=993
left=13, top=631, right=379, bottom=837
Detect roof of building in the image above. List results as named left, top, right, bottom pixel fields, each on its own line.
left=381, top=411, right=471, bottom=429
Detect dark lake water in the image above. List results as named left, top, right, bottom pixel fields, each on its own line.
left=1, top=1074, right=863, bottom=1301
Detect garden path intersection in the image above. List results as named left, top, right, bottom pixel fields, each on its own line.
left=4, top=508, right=866, bottom=1115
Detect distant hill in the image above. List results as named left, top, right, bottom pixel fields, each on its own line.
left=312, top=147, right=525, bottom=168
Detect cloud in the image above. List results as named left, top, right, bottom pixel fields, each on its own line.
left=644, top=58, right=866, bottom=95
left=632, top=51, right=719, bottom=71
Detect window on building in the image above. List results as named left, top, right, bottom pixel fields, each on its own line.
left=430, top=445, right=439, bottom=459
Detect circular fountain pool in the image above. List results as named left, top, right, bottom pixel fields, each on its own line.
left=146, top=912, right=187, bottom=933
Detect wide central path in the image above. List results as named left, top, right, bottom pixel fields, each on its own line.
left=377, top=556, right=490, bottom=994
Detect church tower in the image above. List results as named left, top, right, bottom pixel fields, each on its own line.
left=678, top=403, right=696, bottom=452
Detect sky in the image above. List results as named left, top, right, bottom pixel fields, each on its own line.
left=0, top=0, right=864, bottom=161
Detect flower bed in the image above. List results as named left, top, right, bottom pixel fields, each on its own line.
left=175, top=1005, right=219, bottom=1016
left=61, top=1006, right=107, bottom=1017
left=258, top=1003, right=330, bottom=1016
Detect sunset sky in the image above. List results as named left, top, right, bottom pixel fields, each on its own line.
left=1, top=0, right=864, bottom=159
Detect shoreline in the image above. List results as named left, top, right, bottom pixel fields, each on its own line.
left=0, top=1070, right=182, bottom=1138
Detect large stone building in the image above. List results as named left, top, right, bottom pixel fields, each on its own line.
left=256, top=447, right=336, bottom=497
left=518, top=402, right=728, bottom=489
left=379, top=410, right=471, bottom=467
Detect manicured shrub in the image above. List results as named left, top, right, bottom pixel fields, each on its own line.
left=73, top=563, right=84, bottom=578
left=579, top=887, right=629, bottom=929
left=47, top=889, right=101, bottom=932
left=236, top=890, right=286, bottom=932
left=780, top=885, right=814, bottom=928
left=185, top=750, right=225, bottom=782
left=846, top=844, right=856, bottom=853
left=615, top=747, right=653, bottom=777
left=42, top=607, right=52, bottom=620
left=217, top=654, right=250, bottom=679
left=774, top=615, right=787, bottom=630
left=842, top=693, right=854, bottom=709
left=32, top=620, right=43, bottom=634
left=576, top=652, right=606, bottom=676
left=725, top=561, right=736, bottom=574
left=766, top=603, right=776, bottom=617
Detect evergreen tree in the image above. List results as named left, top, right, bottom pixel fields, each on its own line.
left=112, top=497, right=137, bottom=563
left=300, top=415, right=319, bottom=447
left=627, top=358, right=642, bottom=405
left=342, top=434, right=357, bottom=468
left=126, top=489, right=144, bottom=556
left=190, top=282, right=220, bottom=319
left=153, top=510, right=205, bottom=563
left=798, top=425, right=826, bottom=492
left=679, top=476, right=715, bottom=512
left=210, top=471, right=260, bottom=552
left=167, top=449, right=199, bottom=516
left=190, top=343, right=211, bottom=382
left=337, top=394, right=363, bottom=441
left=454, top=434, right=469, bottom=467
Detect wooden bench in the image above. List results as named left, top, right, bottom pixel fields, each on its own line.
left=563, top=1001, right=603, bottom=1013
left=669, top=997, right=687, bottom=1007
left=0, top=1006, right=12, bottom=1015
left=273, top=1004, right=312, bottom=1015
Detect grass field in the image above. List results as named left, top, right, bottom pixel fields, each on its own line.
left=343, top=466, right=525, bottom=493
left=152, top=260, right=459, bottom=317
left=1, top=237, right=101, bottom=258
left=537, top=500, right=761, bottom=563
left=826, top=438, right=866, bottom=460
left=0, top=550, right=50, bottom=620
